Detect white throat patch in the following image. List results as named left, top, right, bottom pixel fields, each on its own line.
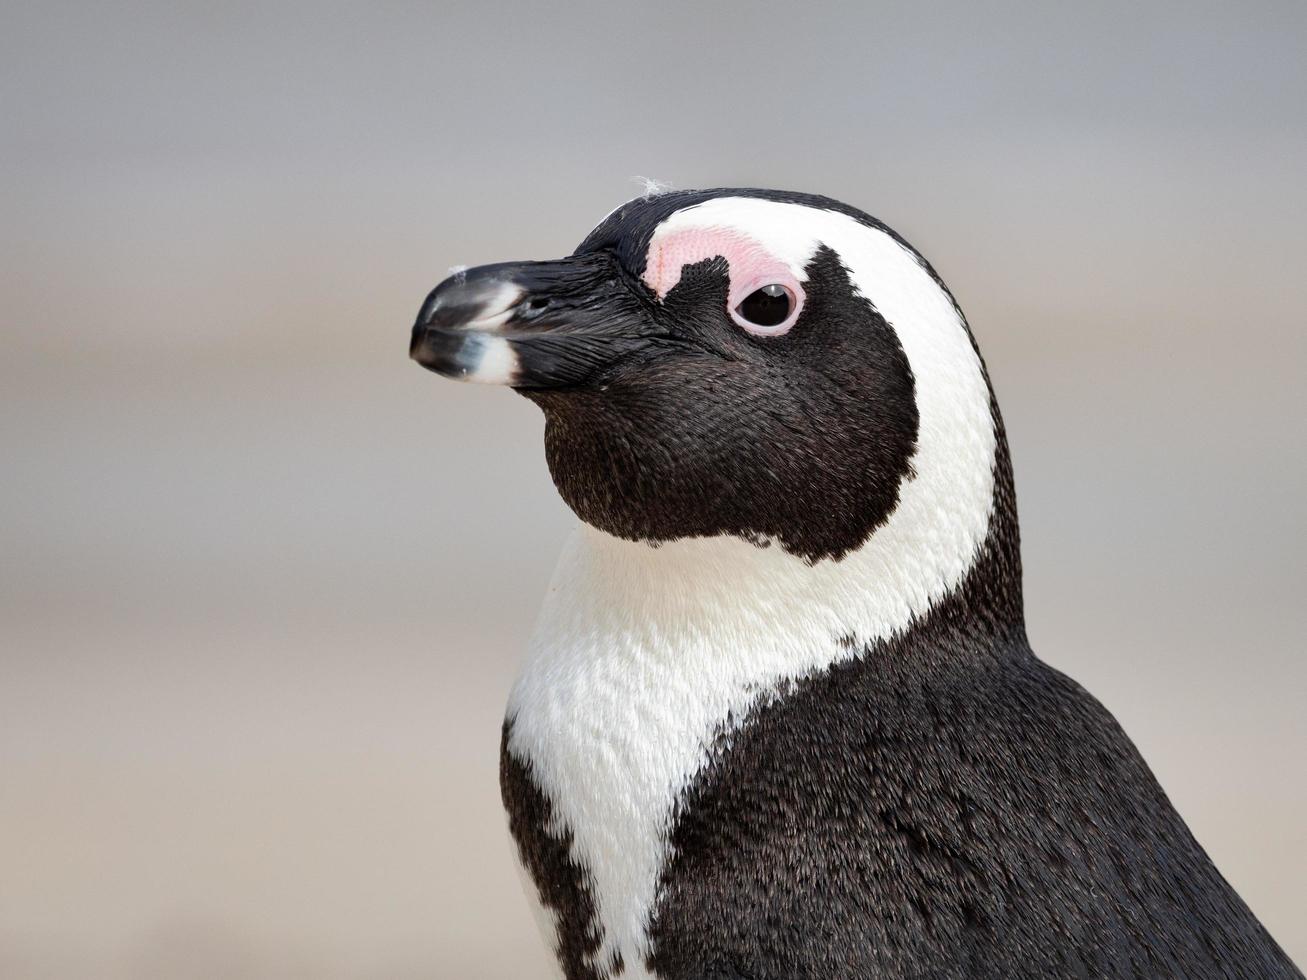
left=505, top=198, right=997, bottom=979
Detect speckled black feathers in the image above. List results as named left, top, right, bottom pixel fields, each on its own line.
left=501, top=736, right=615, bottom=980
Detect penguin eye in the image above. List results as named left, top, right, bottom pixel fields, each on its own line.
left=736, top=284, right=792, bottom=326
left=729, top=281, right=803, bottom=337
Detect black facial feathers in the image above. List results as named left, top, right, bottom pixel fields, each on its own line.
left=523, top=189, right=953, bottom=563
left=527, top=245, right=917, bottom=562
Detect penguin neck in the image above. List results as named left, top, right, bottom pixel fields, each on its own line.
left=529, top=403, right=1025, bottom=688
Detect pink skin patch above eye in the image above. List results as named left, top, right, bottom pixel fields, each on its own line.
left=642, top=227, right=806, bottom=337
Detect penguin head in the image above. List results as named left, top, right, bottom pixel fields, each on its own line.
left=412, top=189, right=1000, bottom=566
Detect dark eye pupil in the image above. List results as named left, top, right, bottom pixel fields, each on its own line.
left=737, top=284, right=793, bottom=327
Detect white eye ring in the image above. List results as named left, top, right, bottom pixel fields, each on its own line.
left=728, top=277, right=806, bottom=337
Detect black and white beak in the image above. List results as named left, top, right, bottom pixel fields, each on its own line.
left=409, top=252, right=672, bottom=389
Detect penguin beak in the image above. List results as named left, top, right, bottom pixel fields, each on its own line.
left=409, top=253, right=669, bottom=389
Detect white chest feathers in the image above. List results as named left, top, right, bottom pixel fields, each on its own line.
left=506, top=491, right=992, bottom=976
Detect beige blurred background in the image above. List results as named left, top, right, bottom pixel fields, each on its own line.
left=2, top=2, right=1305, bottom=976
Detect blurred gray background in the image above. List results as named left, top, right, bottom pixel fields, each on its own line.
left=3, top=2, right=1305, bottom=976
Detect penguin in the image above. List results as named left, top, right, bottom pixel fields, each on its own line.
left=409, top=189, right=1301, bottom=980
